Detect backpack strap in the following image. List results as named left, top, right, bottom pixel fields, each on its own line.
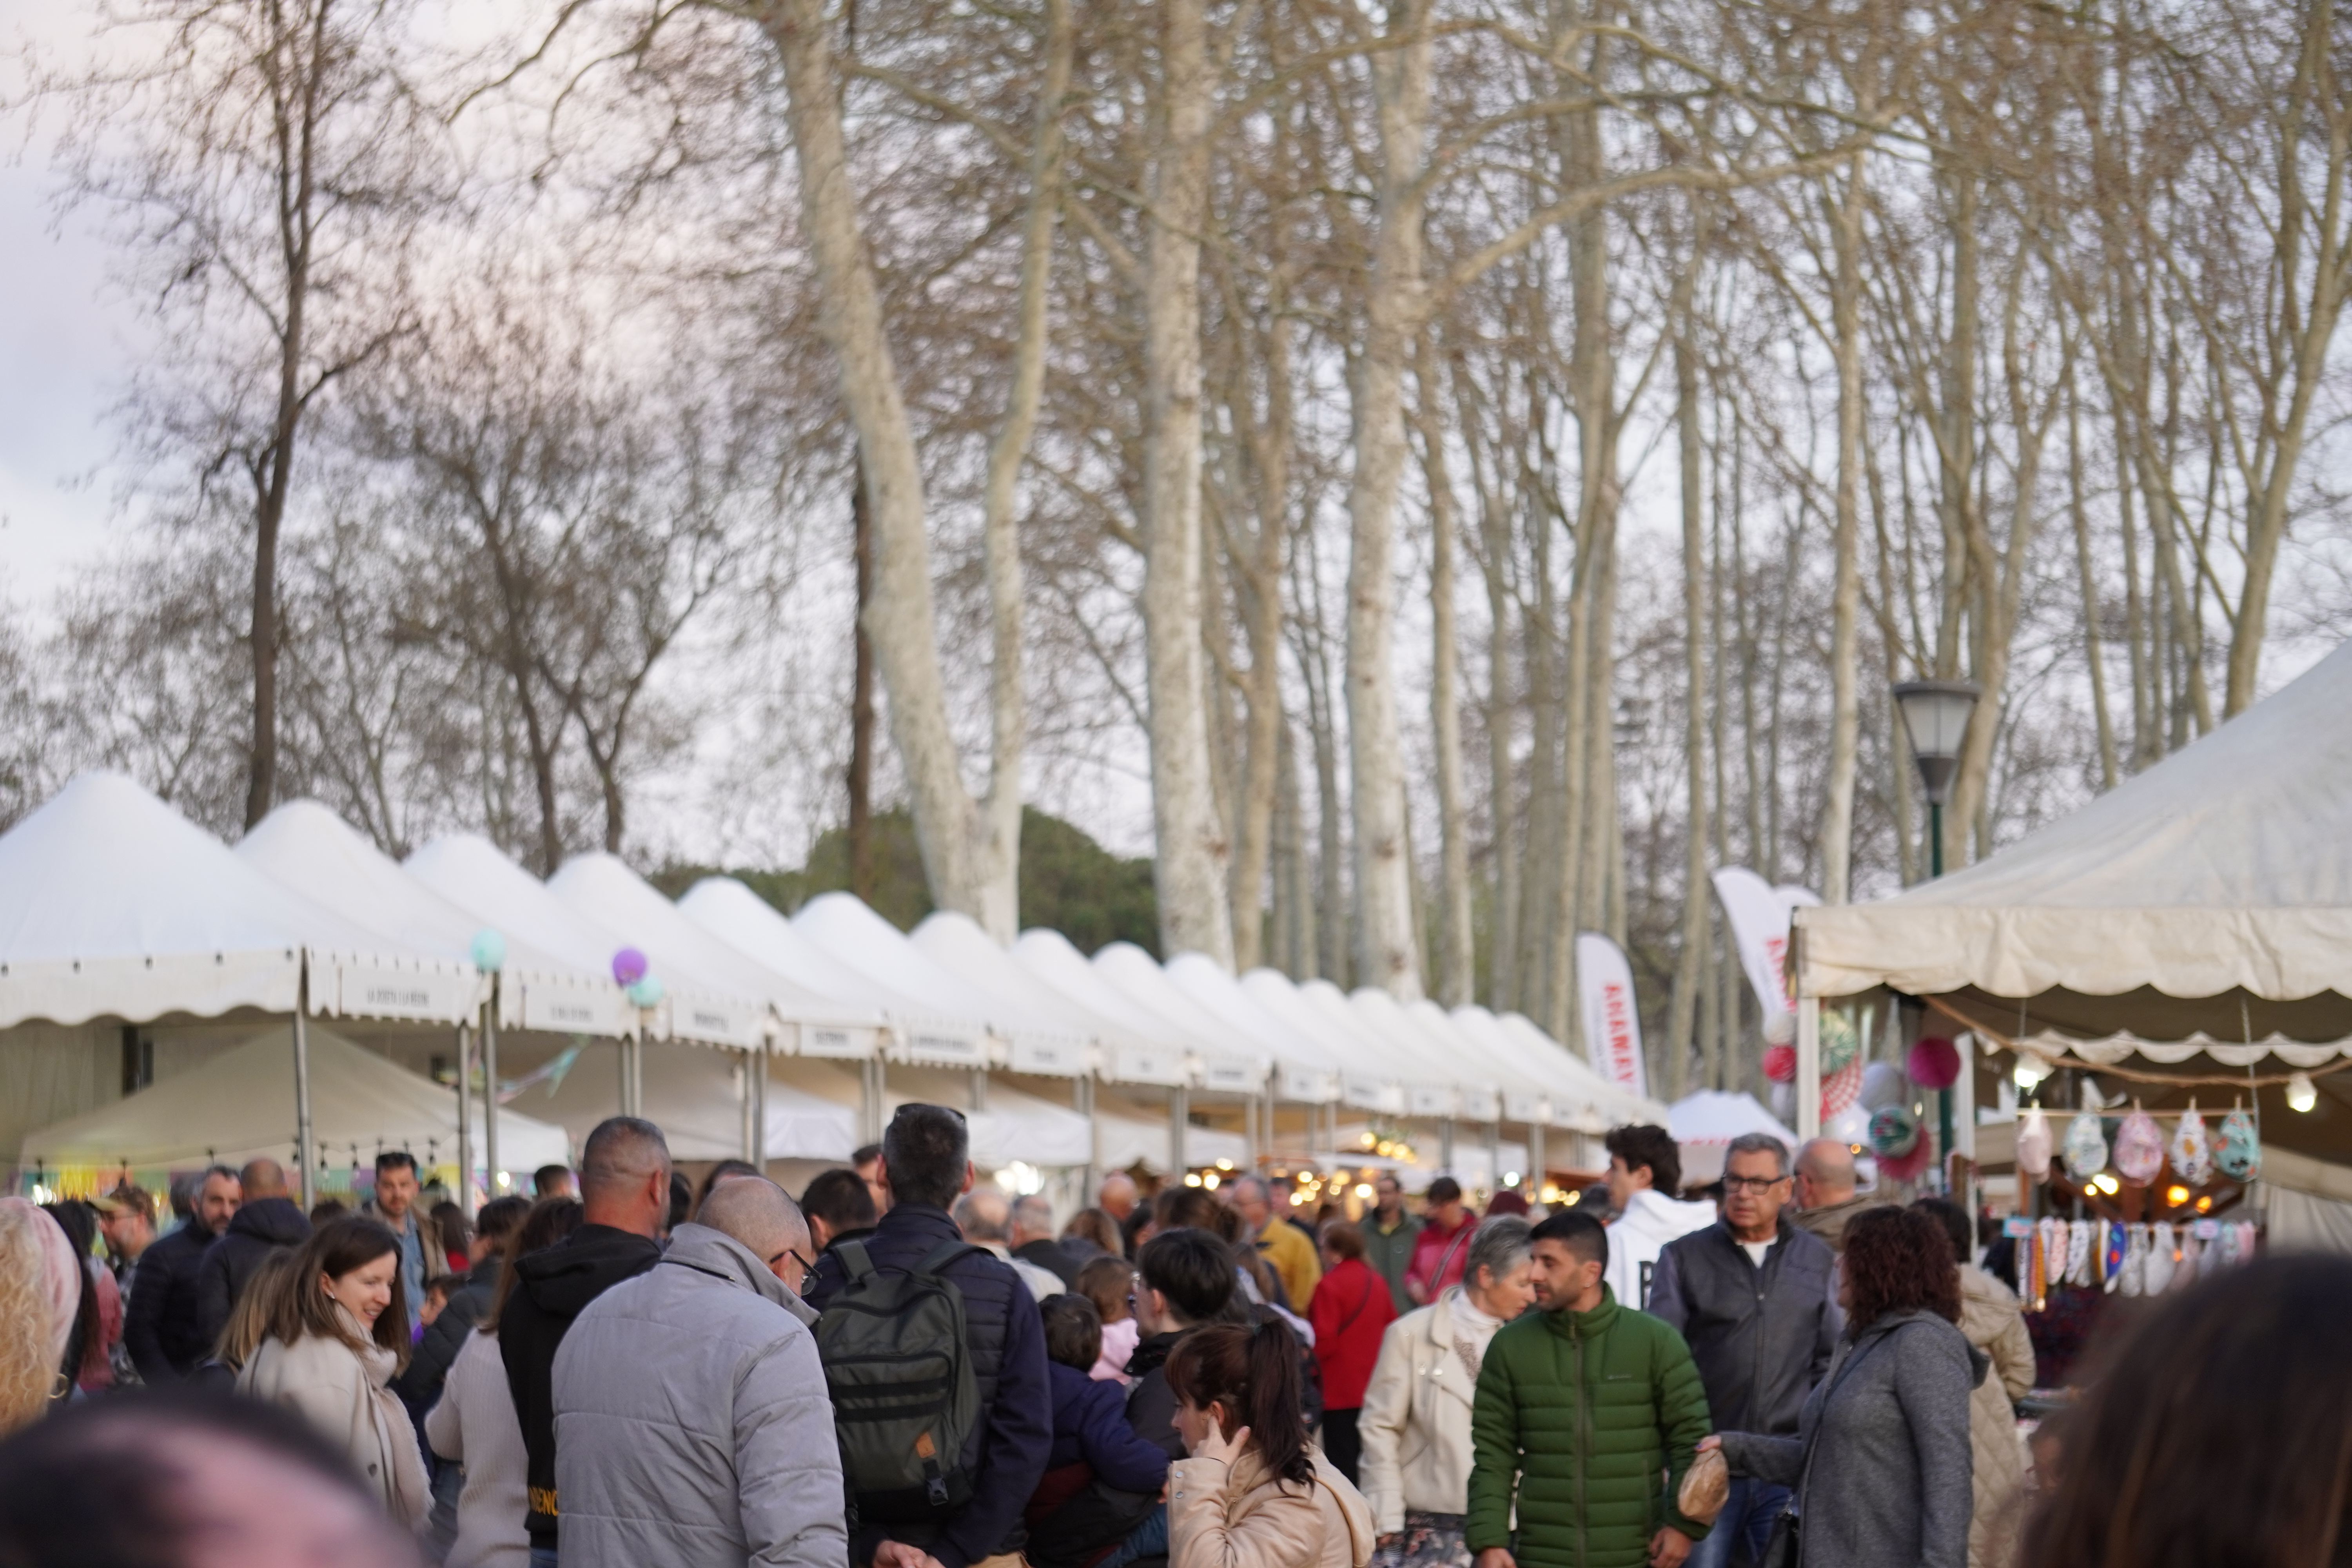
left=913, top=1240, right=983, bottom=1278
left=838, top=1237, right=878, bottom=1285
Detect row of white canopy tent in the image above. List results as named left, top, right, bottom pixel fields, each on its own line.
left=5, top=772, right=1662, bottom=1202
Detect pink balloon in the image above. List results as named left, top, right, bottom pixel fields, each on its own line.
left=612, top=947, right=648, bottom=987
left=1907, top=1036, right=1961, bottom=1091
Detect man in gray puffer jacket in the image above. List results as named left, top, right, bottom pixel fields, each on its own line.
left=554, top=1178, right=846, bottom=1568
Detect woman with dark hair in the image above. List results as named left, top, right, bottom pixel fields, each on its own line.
left=2019, top=1252, right=2352, bottom=1568
left=425, top=1197, right=579, bottom=1568
left=1702, top=1205, right=1979, bottom=1568
left=1308, top=1224, right=1396, bottom=1486
left=1165, top=1322, right=1376, bottom=1568
left=239, top=1216, right=429, bottom=1529
left=40, top=1200, right=113, bottom=1394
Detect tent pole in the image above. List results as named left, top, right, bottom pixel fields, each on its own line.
left=1169, top=1085, right=1188, bottom=1175
left=456, top=1022, right=474, bottom=1218
left=294, top=967, right=316, bottom=1209
left=1441, top=1116, right=1456, bottom=1175
left=1488, top=1120, right=1502, bottom=1191
left=482, top=990, right=501, bottom=1197
left=1077, top=1073, right=1098, bottom=1199
left=1530, top=1123, right=1547, bottom=1200
left=1796, top=995, right=1822, bottom=1141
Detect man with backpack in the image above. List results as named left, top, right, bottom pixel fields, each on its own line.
left=804, top=1103, right=1052, bottom=1568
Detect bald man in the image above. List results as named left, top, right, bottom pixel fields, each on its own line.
left=555, top=1176, right=844, bottom=1568
left=1789, top=1138, right=1888, bottom=1254
left=955, top=1187, right=1065, bottom=1301
left=195, top=1156, right=312, bottom=1347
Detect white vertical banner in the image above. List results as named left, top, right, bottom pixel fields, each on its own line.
left=1710, top=867, right=1821, bottom=1044
left=1575, top=932, right=1647, bottom=1100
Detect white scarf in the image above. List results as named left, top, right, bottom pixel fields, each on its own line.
left=1446, top=1287, right=1504, bottom=1381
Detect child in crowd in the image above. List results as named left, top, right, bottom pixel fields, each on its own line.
left=1024, top=1294, right=1175, bottom=1568
left=1075, top=1256, right=1142, bottom=1384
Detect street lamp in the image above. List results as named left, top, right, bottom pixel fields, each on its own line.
left=1893, top=680, right=1982, bottom=878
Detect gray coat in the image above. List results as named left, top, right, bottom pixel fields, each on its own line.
left=1719, top=1310, right=1983, bottom=1568
left=553, top=1223, right=848, bottom=1568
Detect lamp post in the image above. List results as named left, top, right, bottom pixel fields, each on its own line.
left=1893, top=679, right=1980, bottom=1191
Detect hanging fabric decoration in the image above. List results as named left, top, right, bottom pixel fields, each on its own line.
left=2118, top=1225, right=2149, bottom=1297
left=1868, top=1103, right=1920, bottom=1158
left=2063, top=1111, right=2110, bottom=1183
left=2144, top=1223, right=2177, bottom=1295
left=2102, top=1223, right=2127, bottom=1291
left=2216, top=1105, right=2262, bottom=1181
left=2016, top=1107, right=2053, bottom=1181
left=2169, top=1103, right=2214, bottom=1187
left=2113, top=1107, right=2165, bottom=1187
left=2173, top=1229, right=2201, bottom=1291
left=2065, top=1220, right=2096, bottom=1287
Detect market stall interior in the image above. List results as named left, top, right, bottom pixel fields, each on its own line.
left=1791, top=637, right=2352, bottom=1256
left=4, top=769, right=1663, bottom=1212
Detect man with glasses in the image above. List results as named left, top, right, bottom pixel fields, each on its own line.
left=1647, top=1133, right=1839, bottom=1568
left=553, top=1174, right=844, bottom=1568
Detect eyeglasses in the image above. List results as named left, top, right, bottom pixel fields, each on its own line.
left=769, top=1247, right=817, bottom=1276
left=1722, top=1175, right=1791, bottom=1195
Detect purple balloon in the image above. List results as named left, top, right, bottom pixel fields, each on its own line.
left=612, top=947, right=648, bottom=987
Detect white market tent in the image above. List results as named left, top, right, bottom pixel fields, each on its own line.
left=1352, top=988, right=1500, bottom=1122
left=24, top=1021, right=569, bottom=1175
left=505, top=1038, right=858, bottom=1164
left=1013, top=929, right=1197, bottom=1087
left=1668, top=1089, right=1800, bottom=1187
left=1414, top=1002, right=1547, bottom=1128
left=238, top=800, right=619, bottom=1035
left=1090, top=943, right=1266, bottom=1094
left=1164, top=954, right=1345, bottom=1105
left=910, top=912, right=1153, bottom=1081
left=1301, top=980, right=1458, bottom=1117
left=1490, top=1009, right=1668, bottom=1127
left=1788, top=639, right=2352, bottom=1225
left=1237, top=969, right=1409, bottom=1116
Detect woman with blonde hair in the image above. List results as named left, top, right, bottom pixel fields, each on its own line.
left=0, top=1199, right=80, bottom=1433
left=240, top=1216, right=429, bottom=1528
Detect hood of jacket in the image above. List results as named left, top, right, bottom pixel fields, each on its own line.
left=515, top=1223, right=663, bottom=1319
left=657, top=1221, right=818, bottom=1327
left=1614, top=1188, right=1719, bottom=1245
left=225, top=1196, right=311, bottom=1247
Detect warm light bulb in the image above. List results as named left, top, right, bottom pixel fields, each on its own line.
left=2288, top=1072, right=2319, bottom=1113
left=1289, top=1191, right=1305, bottom=1206
left=1361, top=1132, right=1377, bottom=1147
left=1354, top=1183, right=1373, bottom=1199
left=1201, top=1172, right=1220, bottom=1190
left=2092, top=1173, right=2120, bottom=1196
left=1215, top=1158, right=1233, bottom=1171
left=1503, top=1171, right=1521, bottom=1187
left=2196, top=1195, right=2213, bottom=1212
left=2165, top=1185, right=2190, bottom=1207
left=1183, top=1172, right=1203, bottom=1187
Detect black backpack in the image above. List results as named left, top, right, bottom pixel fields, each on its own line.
left=816, top=1239, right=985, bottom=1525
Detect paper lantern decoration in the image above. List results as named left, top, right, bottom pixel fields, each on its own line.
left=1763, top=1044, right=1797, bottom=1084
left=2016, top=1107, right=2053, bottom=1181
left=2113, top=1109, right=2164, bottom=1187
left=1859, top=1061, right=1909, bottom=1112
left=626, top=975, right=665, bottom=1009
left=2168, top=1105, right=2214, bottom=1187
left=470, top=928, right=507, bottom=974
left=2062, top=1111, right=2109, bottom=1183
left=2216, top=1106, right=2261, bottom=1181
left=1820, top=1009, right=1862, bottom=1074
left=1907, top=1036, right=1961, bottom=1091
left=1876, top=1136, right=1935, bottom=1183
left=1868, top=1103, right=1920, bottom=1158
left=612, top=947, right=649, bottom=987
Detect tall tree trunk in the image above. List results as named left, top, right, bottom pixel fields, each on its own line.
left=2067, top=365, right=2120, bottom=791
left=1819, top=148, right=1867, bottom=904
left=1228, top=281, right=1297, bottom=970
left=1665, top=245, right=1709, bottom=1099
left=1138, top=0, right=1233, bottom=964
left=1414, top=341, right=1474, bottom=1005
left=848, top=458, right=877, bottom=900
left=1343, top=0, right=1434, bottom=998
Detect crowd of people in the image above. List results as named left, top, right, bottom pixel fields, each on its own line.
left=0, top=1114, right=2337, bottom=1568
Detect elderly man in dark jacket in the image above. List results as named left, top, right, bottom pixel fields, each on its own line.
left=194, top=1158, right=310, bottom=1349
left=803, top=1103, right=1053, bottom=1568
left=1648, top=1133, right=1838, bottom=1568
left=124, top=1166, right=240, bottom=1381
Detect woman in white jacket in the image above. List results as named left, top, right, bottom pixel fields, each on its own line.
left=240, top=1216, right=429, bottom=1530
left=1356, top=1218, right=1536, bottom=1568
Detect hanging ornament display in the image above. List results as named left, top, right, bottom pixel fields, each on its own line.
left=1868, top=1103, right=1920, bottom=1157
left=2113, top=1107, right=2165, bottom=1187
left=1763, top=1044, right=1796, bottom=1084
left=2216, top=1104, right=2262, bottom=1181
left=2063, top=1111, right=2110, bottom=1183
left=1877, top=1136, right=1936, bottom=1183
left=1907, top=1036, right=1962, bottom=1091
left=2065, top=1220, right=2096, bottom=1287
left=1859, top=1060, right=1910, bottom=1112
left=2144, top=1223, right=2177, bottom=1294
left=2168, top=1103, right=2215, bottom=1187
left=2016, top=1107, right=2053, bottom=1181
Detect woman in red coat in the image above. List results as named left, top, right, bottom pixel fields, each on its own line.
left=1307, top=1221, right=1397, bottom=1486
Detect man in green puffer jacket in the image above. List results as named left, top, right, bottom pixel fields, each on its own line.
left=1468, top=1210, right=1712, bottom=1568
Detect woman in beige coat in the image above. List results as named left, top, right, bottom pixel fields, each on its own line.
left=240, top=1216, right=429, bottom=1529
left=1918, top=1200, right=2034, bottom=1568
left=1356, top=1218, right=1535, bottom=1568
left=1166, top=1322, right=1376, bottom=1568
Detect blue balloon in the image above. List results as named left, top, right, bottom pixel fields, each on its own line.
left=470, top=929, right=507, bottom=974
left=626, top=975, right=665, bottom=1009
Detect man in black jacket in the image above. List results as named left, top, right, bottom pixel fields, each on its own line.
left=801, top=1166, right=879, bottom=1252
left=195, top=1159, right=309, bottom=1349
left=1123, top=1227, right=1238, bottom=1461
left=804, top=1103, right=1053, bottom=1568
left=123, top=1165, right=240, bottom=1381
left=1647, top=1132, right=1839, bottom=1568
left=501, top=1117, right=669, bottom=1564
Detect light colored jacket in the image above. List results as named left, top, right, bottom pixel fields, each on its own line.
left=1169, top=1447, right=1376, bottom=1568
left=1958, top=1265, right=2034, bottom=1568
left=553, top=1222, right=848, bottom=1568
left=1357, top=1289, right=1481, bottom=1531
left=1601, top=1189, right=1717, bottom=1312
left=425, top=1328, right=530, bottom=1568
left=240, top=1313, right=430, bottom=1526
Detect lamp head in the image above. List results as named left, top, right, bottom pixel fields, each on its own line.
left=1893, top=680, right=1982, bottom=806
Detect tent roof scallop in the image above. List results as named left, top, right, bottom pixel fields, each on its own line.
left=20, top=1020, right=569, bottom=1172
left=1013, top=929, right=1197, bottom=1087
left=1089, top=944, right=1266, bottom=1094
left=907, top=911, right=1114, bottom=1078
left=1163, top=953, right=1344, bottom=1105
left=791, top=893, right=1014, bottom=1070
left=675, top=877, right=922, bottom=1061
left=0, top=771, right=477, bottom=1030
